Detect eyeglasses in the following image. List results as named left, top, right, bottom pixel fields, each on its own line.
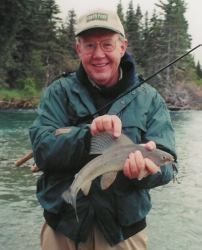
left=80, top=39, right=118, bottom=54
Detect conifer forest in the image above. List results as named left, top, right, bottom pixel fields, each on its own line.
left=1, top=0, right=202, bottom=101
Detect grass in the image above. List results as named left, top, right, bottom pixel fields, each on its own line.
left=0, top=87, right=41, bottom=100
left=0, top=87, right=42, bottom=109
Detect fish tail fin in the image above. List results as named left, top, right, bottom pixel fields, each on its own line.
left=62, top=189, right=79, bottom=222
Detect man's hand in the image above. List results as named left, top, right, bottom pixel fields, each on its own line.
left=91, top=115, right=122, bottom=138
left=123, top=141, right=161, bottom=180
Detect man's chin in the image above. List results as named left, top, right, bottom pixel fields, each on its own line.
left=91, top=75, right=110, bottom=87
left=94, top=80, right=111, bottom=87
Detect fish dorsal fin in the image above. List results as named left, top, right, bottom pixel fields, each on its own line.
left=90, top=132, right=133, bottom=155
left=81, top=181, right=92, bottom=196
left=100, top=171, right=118, bottom=190
left=90, top=132, right=116, bottom=154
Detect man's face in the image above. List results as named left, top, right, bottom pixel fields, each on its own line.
left=76, top=30, right=128, bottom=87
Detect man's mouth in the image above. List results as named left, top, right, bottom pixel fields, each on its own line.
left=93, top=63, right=109, bottom=67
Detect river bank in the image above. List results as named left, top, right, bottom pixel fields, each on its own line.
left=165, top=81, right=202, bottom=110
left=0, top=97, right=39, bottom=110
left=1, top=82, right=202, bottom=110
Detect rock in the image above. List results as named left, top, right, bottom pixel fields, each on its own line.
left=0, top=98, right=38, bottom=110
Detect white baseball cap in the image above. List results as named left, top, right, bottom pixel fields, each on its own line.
left=75, top=9, right=125, bottom=37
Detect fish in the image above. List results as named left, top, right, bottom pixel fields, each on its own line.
left=62, top=132, right=174, bottom=221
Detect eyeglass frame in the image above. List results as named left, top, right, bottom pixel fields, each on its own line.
left=76, top=34, right=125, bottom=54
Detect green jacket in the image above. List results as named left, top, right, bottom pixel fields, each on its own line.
left=29, top=67, right=176, bottom=245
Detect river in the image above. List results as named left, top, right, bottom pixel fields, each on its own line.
left=0, top=110, right=202, bottom=250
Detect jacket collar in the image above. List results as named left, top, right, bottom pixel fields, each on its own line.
left=71, top=52, right=142, bottom=120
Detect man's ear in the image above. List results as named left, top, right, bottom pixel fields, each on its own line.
left=120, top=39, right=128, bottom=56
left=75, top=43, right=81, bottom=58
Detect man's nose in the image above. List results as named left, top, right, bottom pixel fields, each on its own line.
left=92, top=43, right=105, bottom=57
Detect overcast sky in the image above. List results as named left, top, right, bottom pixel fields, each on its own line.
left=56, top=0, right=202, bottom=64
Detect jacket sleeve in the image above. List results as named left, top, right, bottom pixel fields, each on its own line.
left=29, top=80, right=91, bottom=174
left=133, top=90, right=177, bottom=189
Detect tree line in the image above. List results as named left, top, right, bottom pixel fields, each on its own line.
left=0, top=0, right=202, bottom=96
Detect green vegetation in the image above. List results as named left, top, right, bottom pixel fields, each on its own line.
left=0, top=87, right=40, bottom=100
left=0, top=88, right=27, bottom=100
left=0, top=0, right=202, bottom=104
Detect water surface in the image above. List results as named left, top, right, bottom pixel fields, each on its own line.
left=148, top=111, right=202, bottom=250
left=0, top=110, right=202, bottom=250
left=0, top=111, right=42, bottom=250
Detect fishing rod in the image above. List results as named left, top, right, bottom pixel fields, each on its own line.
left=15, top=44, right=201, bottom=168
left=80, top=44, right=202, bottom=123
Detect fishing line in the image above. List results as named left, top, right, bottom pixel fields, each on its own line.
left=79, top=44, right=202, bottom=123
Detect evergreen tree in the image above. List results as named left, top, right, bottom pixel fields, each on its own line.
left=6, top=0, right=44, bottom=88
left=125, top=1, right=143, bottom=64
left=66, top=9, right=77, bottom=59
left=57, top=9, right=79, bottom=74
left=0, top=0, right=56, bottom=88
left=196, top=61, right=202, bottom=79
left=0, top=0, right=27, bottom=87
left=39, top=0, right=62, bottom=86
left=141, top=11, right=151, bottom=67
left=134, top=5, right=143, bottom=64
left=117, top=0, right=125, bottom=29
left=156, top=0, right=191, bottom=87
left=142, top=10, right=165, bottom=88
left=0, top=0, right=199, bottom=95
left=125, top=1, right=136, bottom=54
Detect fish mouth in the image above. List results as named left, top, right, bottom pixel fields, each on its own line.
left=164, top=158, right=174, bottom=165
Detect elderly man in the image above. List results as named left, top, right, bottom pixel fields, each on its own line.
left=30, top=8, right=176, bottom=250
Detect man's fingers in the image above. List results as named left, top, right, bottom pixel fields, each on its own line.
left=144, top=141, right=156, bottom=151
left=134, top=151, right=145, bottom=171
left=145, top=158, right=161, bottom=174
left=123, top=159, right=132, bottom=179
left=128, top=152, right=138, bottom=177
left=138, top=169, right=149, bottom=180
left=91, top=116, right=104, bottom=135
left=111, top=115, right=122, bottom=137
left=102, top=115, right=113, bottom=131
left=90, top=115, right=122, bottom=137
left=90, top=119, right=98, bottom=136
left=123, top=153, right=161, bottom=180
left=123, top=151, right=146, bottom=179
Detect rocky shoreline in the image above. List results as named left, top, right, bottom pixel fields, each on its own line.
left=165, top=82, right=202, bottom=110
left=0, top=82, right=202, bottom=111
left=0, top=97, right=39, bottom=110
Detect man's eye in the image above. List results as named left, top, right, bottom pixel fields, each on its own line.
left=84, top=43, right=94, bottom=49
left=103, top=42, right=113, bottom=48
left=102, top=41, right=114, bottom=51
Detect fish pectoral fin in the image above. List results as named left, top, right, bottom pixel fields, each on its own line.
left=101, top=172, right=118, bottom=190
left=81, top=181, right=92, bottom=196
